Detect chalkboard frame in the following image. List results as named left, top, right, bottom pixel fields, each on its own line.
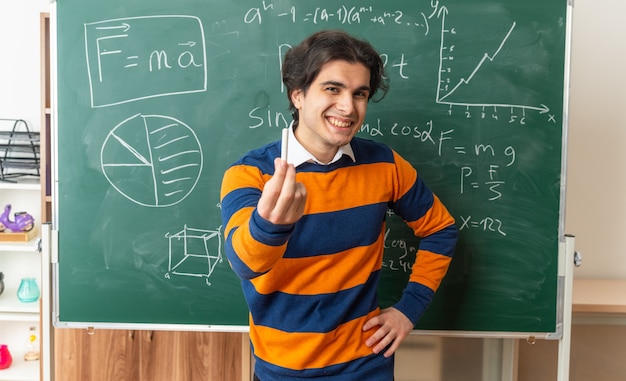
left=51, top=0, right=574, bottom=339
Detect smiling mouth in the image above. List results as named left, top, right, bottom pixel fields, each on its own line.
left=327, top=116, right=352, bottom=128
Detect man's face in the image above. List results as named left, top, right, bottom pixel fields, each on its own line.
left=291, top=59, right=371, bottom=163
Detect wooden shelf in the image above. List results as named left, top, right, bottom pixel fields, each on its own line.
left=572, top=278, right=626, bottom=314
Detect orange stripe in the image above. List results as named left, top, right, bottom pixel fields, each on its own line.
left=410, top=250, right=452, bottom=291
left=297, top=162, right=399, bottom=214
left=250, top=310, right=379, bottom=370
left=406, top=195, right=455, bottom=236
left=224, top=206, right=253, bottom=238
left=228, top=209, right=286, bottom=273
left=223, top=160, right=418, bottom=217
left=393, top=150, right=419, bottom=196
left=231, top=230, right=286, bottom=274
left=251, top=233, right=384, bottom=294
left=220, top=164, right=270, bottom=199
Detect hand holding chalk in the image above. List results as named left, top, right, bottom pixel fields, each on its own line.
left=257, top=157, right=307, bottom=225
left=257, top=128, right=306, bottom=224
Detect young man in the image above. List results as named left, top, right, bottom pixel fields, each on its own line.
left=220, top=30, right=457, bottom=381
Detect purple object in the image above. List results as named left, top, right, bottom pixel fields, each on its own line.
left=0, top=204, right=34, bottom=232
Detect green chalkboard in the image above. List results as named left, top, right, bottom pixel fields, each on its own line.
left=54, top=0, right=570, bottom=334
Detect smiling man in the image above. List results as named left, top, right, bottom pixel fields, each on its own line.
left=220, top=30, right=458, bottom=381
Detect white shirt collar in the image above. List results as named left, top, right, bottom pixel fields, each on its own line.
left=285, top=121, right=356, bottom=167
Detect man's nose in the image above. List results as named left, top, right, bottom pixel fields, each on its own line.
left=336, top=93, right=354, bottom=115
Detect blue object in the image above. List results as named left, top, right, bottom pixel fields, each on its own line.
left=17, top=278, right=40, bottom=303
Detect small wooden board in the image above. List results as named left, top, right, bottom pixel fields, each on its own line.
left=0, top=226, right=38, bottom=242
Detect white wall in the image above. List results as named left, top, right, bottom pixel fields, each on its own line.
left=0, top=0, right=51, bottom=131
left=566, top=0, right=626, bottom=279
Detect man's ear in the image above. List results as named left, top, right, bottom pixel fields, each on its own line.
left=290, top=89, right=303, bottom=109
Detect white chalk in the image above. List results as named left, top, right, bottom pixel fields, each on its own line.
left=281, top=128, right=289, bottom=162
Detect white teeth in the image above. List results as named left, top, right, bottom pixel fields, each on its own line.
left=329, top=117, right=351, bottom=128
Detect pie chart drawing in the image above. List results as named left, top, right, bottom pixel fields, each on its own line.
left=101, top=113, right=203, bottom=207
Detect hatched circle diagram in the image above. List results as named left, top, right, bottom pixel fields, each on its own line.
left=101, top=113, right=203, bottom=207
